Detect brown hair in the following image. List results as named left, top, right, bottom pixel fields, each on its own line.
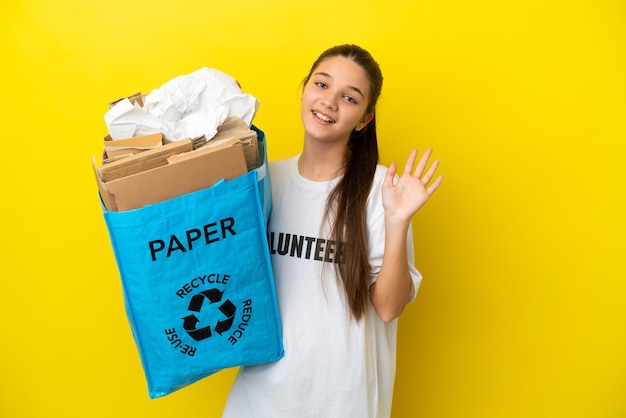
left=304, top=44, right=383, bottom=320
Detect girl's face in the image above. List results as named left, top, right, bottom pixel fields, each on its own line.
left=301, top=56, right=373, bottom=145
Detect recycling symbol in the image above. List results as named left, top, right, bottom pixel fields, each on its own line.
left=182, top=288, right=236, bottom=341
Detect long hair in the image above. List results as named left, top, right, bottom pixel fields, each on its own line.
left=303, top=44, right=383, bottom=321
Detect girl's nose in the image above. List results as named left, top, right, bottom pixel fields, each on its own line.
left=321, top=92, right=338, bottom=111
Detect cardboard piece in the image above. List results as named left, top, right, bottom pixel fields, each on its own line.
left=104, top=132, right=163, bottom=154
left=109, top=92, right=144, bottom=108
left=94, top=137, right=248, bottom=212
left=98, top=138, right=195, bottom=183
left=212, top=117, right=259, bottom=171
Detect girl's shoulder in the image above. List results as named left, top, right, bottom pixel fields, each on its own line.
left=268, top=155, right=300, bottom=188
left=269, top=155, right=298, bottom=175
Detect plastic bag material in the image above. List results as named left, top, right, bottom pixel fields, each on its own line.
left=100, top=127, right=283, bottom=398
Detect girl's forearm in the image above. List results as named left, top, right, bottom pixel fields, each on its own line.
left=370, top=219, right=413, bottom=322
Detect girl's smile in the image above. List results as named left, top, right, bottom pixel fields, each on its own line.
left=312, top=110, right=335, bottom=123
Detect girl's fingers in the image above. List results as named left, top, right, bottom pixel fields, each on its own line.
left=399, top=149, right=442, bottom=193
left=427, top=175, right=444, bottom=195
left=403, top=149, right=418, bottom=175
left=412, top=148, right=432, bottom=178
left=385, top=162, right=397, bottom=187
left=420, top=159, right=439, bottom=185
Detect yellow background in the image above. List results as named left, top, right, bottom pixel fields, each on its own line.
left=1, top=0, right=625, bottom=417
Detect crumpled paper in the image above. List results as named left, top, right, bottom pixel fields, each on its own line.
left=104, top=68, right=259, bottom=141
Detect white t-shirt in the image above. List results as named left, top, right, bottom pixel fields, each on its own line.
left=222, top=156, right=422, bottom=418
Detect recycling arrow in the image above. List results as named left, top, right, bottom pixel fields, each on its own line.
left=188, top=289, right=224, bottom=312
left=182, top=288, right=236, bottom=341
left=215, top=300, right=236, bottom=335
left=182, top=314, right=212, bottom=340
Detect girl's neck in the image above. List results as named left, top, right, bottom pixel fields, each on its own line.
left=298, top=141, right=346, bottom=182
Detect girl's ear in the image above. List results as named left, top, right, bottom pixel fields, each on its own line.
left=356, top=113, right=374, bottom=131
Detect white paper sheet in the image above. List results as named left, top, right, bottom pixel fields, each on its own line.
left=105, top=68, right=259, bottom=141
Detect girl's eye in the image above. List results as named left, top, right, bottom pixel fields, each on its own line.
left=315, top=81, right=327, bottom=88
left=345, top=96, right=357, bottom=104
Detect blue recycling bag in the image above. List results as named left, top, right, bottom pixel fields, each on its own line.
left=101, top=127, right=283, bottom=398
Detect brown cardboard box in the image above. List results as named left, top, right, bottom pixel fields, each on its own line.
left=94, top=137, right=248, bottom=212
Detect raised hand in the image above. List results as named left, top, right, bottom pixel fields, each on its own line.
left=382, top=149, right=443, bottom=224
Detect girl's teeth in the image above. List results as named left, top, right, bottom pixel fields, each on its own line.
left=314, top=111, right=334, bottom=123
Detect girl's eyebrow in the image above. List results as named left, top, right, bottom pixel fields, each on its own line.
left=313, top=71, right=365, bottom=99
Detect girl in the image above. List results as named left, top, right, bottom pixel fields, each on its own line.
left=223, top=44, right=443, bottom=418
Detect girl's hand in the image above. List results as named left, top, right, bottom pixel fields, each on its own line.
left=382, top=149, right=443, bottom=224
